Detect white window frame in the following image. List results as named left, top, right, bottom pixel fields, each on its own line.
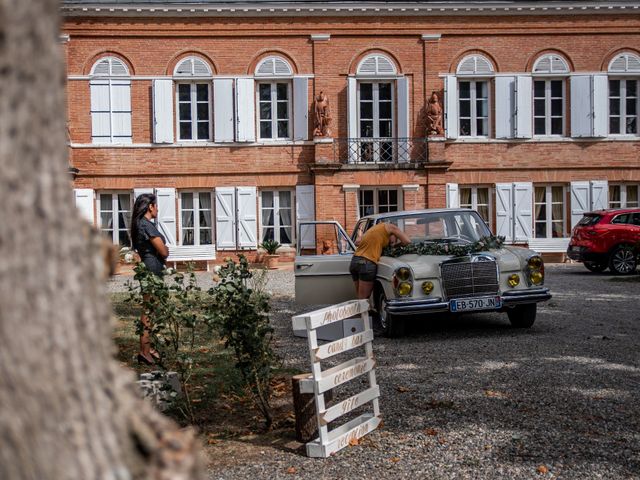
left=608, top=78, right=639, bottom=136
left=357, top=188, right=402, bottom=218
left=90, top=57, right=131, bottom=145
left=534, top=185, right=566, bottom=239
left=609, top=183, right=640, bottom=208
left=175, top=82, right=212, bottom=142
left=256, top=81, right=292, bottom=141
left=533, top=79, right=565, bottom=137
left=178, top=191, right=214, bottom=246
left=459, top=186, right=493, bottom=229
left=458, top=80, right=490, bottom=137
left=357, top=81, right=395, bottom=139
left=97, top=191, right=132, bottom=246
left=259, top=189, right=295, bottom=245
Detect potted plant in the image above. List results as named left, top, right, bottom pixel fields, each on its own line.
left=260, top=239, right=281, bottom=269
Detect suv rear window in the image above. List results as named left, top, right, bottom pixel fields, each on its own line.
left=577, top=214, right=601, bottom=226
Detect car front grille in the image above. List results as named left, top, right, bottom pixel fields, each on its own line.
left=441, top=259, right=499, bottom=300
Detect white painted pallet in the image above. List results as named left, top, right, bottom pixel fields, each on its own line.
left=292, top=299, right=381, bottom=458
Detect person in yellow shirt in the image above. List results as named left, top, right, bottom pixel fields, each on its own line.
left=349, top=222, right=411, bottom=299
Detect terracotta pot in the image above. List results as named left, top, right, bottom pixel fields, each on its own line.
left=264, top=254, right=279, bottom=269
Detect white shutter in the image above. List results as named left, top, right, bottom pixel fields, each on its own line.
left=570, top=181, right=591, bottom=228
left=90, top=79, right=110, bottom=143
left=235, top=78, right=256, bottom=142
left=133, top=188, right=154, bottom=200
left=347, top=77, right=358, bottom=163
left=296, top=185, right=315, bottom=248
left=495, top=183, right=513, bottom=242
left=215, top=187, right=236, bottom=249
left=111, top=79, right=131, bottom=142
left=444, top=75, right=459, bottom=139
left=515, top=75, right=532, bottom=139
left=397, top=76, right=410, bottom=162
left=446, top=183, right=459, bottom=208
left=590, top=180, right=608, bottom=211
left=293, top=76, right=309, bottom=141
left=592, top=75, right=608, bottom=137
left=571, top=75, right=593, bottom=138
left=74, top=189, right=95, bottom=224
left=155, top=188, right=177, bottom=246
left=513, top=182, right=533, bottom=242
left=213, top=78, right=235, bottom=142
left=152, top=79, right=174, bottom=144
left=495, top=76, right=516, bottom=139
left=236, top=186, right=257, bottom=249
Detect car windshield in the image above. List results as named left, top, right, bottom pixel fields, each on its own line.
left=377, top=210, right=491, bottom=244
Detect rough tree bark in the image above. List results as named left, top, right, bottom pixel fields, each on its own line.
left=0, top=1, right=202, bottom=478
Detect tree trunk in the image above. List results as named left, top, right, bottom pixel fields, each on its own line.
left=0, top=1, right=202, bottom=479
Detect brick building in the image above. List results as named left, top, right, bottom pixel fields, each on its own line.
left=61, top=0, right=640, bottom=265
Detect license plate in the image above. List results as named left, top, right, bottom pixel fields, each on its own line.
left=450, top=296, right=502, bottom=313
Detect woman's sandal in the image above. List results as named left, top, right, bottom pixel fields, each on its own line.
left=137, top=353, right=155, bottom=365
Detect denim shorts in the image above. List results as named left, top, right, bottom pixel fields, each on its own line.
left=349, top=255, right=378, bottom=282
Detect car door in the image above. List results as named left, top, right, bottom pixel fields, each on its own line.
left=295, top=221, right=356, bottom=305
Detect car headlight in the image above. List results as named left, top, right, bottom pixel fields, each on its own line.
left=397, top=282, right=412, bottom=296
left=422, top=281, right=434, bottom=295
left=527, top=255, right=545, bottom=285
left=508, top=273, right=520, bottom=288
left=396, top=267, right=411, bottom=281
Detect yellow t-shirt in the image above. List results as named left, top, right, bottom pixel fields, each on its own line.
left=354, top=223, right=390, bottom=264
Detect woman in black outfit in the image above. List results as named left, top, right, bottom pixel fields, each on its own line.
left=130, top=193, right=169, bottom=365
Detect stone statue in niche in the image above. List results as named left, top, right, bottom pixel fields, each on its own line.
left=313, top=91, right=332, bottom=137
left=426, top=91, right=444, bottom=136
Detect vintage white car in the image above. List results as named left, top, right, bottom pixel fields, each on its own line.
left=295, top=209, right=551, bottom=337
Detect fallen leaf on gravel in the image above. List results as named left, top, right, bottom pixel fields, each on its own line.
left=424, top=428, right=438, bottom=436
left=349, top=438, right=359, bottom=446
left=207, top=439, right=218, bottom=445
left=390, top=457, right=400, bottom=463
left=286, top=466, right=297, bottom=474
left=198, top=347, right=210, bottom=353
left=396, top=386, right=410, bottom=393
left=191, top=398, right=202, bottom=403
left=484, top=389, right=508, bottom=399
left=537, top=465, right=549, bottom=474
left=438, top=437, right=447, bottom=445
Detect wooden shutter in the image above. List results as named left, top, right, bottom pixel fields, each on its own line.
left=444, top=75, right=459, bottom=139
left=590, top=180, right=608, bottom=211
left=570, top=181, right=591, bottom=228
left=446, top=183, right=459, bottom=208
left=495, top=76, right=516, bottom=139
left=293, top=76, right=309, bottom=141
left=495, top=183, right=513, bottom=242
left=397, top=76, right=410, bottom=162
left=74, top=189, right=95, bottom=224
left=235, top=78, right=256, bottom=142
left=236, top=186, right=257, bottom=249
left=347, top=77, right=358, bottom=163
left=592, top=75, right=608, bottom=137
left=571, top=75, right=593, bottom=138
left=213, top=78, right=235, bottom=142
left=513, top=182, right=533, bottom=242
left=155, top=188, right=177, bottom=245
left=90, top=79, right=110, bottom=143
left=152, top=79, right=174, bottom=144
left=296, top=185, right=315, bottom=248
left=111, top=79, right=132, bottom=143
left=515, top=75, right=532, bottom=139
left=215, top=187, right=236, bottom=249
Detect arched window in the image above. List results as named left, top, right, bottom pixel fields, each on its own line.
left=255, top=56, right=293, bottom=139
left=356, top=54, right=397, bottom=76
left=608, top=53, right=640, bottom=135
left=532, top=54, right=569, bottom=136
left=454, top=55, right=493, bottom=137
left=456, top=54, right=494, bottom=76
left=255, top=56, right=293, bottom=77
left=173, top=57, right=213, bottom=141
left=89, top=56, right=131, bottom=144
left=532, top=54, right=570, bottom=74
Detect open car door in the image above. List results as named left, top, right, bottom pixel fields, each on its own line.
left=295, top=221, right=356, bottom=305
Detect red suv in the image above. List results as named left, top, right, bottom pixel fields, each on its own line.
left=567, top=209, right=640, bottom=274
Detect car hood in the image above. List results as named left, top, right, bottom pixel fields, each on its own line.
left=378, top=246, right=525, bottom=279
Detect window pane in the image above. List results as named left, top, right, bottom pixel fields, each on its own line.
left=259, top=84, right=271, bottom=101
left=551, top=117, right=563, bottom=135
left=276, top=83, right=288, bottom=100
left=181, top=192, right=193, bottom=210
left=389, top=190, right=398, bottom=206
left=378, top=83, right=392, bottom=100
left=359, top=83, right=373, bottom=100
left=279, top=191, right=291, bottom=208
left=459, top=81, right=470, bottom=99
left=262, top=208, right=274, bottom=226
left=534, top=99, right=545, bottom=116
left=477, top=119, right=488, bottom=136
left=476, top=81, right=488, bottom=98
left=476, top=99, right=488, bottom=117
left=197, top=103, right=209, bottom=121
left=534, top=118, right=546, bottom=135
left=182, top=210, right=194, bottom=229
left=276, top=101, right=288, bottom=119
left=262, top=191, right=274, bottom=208
left=627, top=80, right=637, bottom=97
left=535, top=223, right=547, bottom=238
left=551, top=99, right=562, bottom=117
left=460, top=187, right=472, bottom=207
left=551, top=222, right=563, bottom=238
left=200, top=228, right=212, bottom=245
left=379, top=121, right=392, bottom=137
left=609, top=80, right=620, bottom=97
left=626, top=117, right=637, bottom=134
left=262, top=227, right=274, bottom=242
left=551, top=81, right=562, bottom=98
left=196, top=84, right=208, bottom=101
left=360, top=102, right=373, bottom=119
left=280, top=227, right=292, bottom=244
left=379, top=102, right=392, bottom=118
left=101, top=212, right=113, bottom=229
left=460, top=119, right=471, bottom=136
left=626, top=98, right=637, bottom=116
left=610, top=117, right=620, bottom=134
left=610, top=98, right=620, bottom=116
left=534, top=81, right=545, bottom=98
left=551, top=186, right=563, bottom=203
left=100, top=194, right=112, bottom=211
left=477, top=205, right=489, bottom=223
left=627, top=186, right=638, bottom=206
left=197, top=122, right=209, bottom=140
left=360, top=121, right=373, bottom=137
left=117, top=193, right=130, bottom=210
left=277, top=121, right=289, bottom=138
left=182, top=229, right=194, bottom=246
left=118, top=229, right=129, bottom=247
left=260, top=121, right=272, bottom=138
left=178, top=84, right=191, bottom=101
left=552, top=203, right=563, bottom=222
left=260, top=102, right=272, bottom=120
left=609, top=185, right=621, bottom=206
left=199, top=193, right=211, bottom=210
left=179, top=103, right=191, bottom=121
left=459, top=99, right=471, bottom=117
left=180, top=122, right=192, bottom=139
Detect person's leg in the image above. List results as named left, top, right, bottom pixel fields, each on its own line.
left=357, top=280, right=375, bottom=299
left=139, top=294, right=154, bottom=363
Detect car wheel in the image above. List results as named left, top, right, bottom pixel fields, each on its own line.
left=584, top=261, right=607, bottom=273
left=377, top=290, right=405, bottom=338
left=608, top=245, right=637, bottom=275
left=507, top=303, right=537, bottom=328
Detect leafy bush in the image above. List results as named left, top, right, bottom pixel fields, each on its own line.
left=260, top=239, right=281, bottom=255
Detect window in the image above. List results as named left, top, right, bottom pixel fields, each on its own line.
left=534, top=186, right=565, bottom=238
left=459, top=186, right=492, bottom=227
left=534, top=80, right=564, bottom=135
left=609, top=184, right=639, bottom=208
left=179, top=192, right=213, bottom=246
left=459, top=81, right=489, bottom=137
left=358, top=82, right=394, bottom=161
left=261, top=190, right=293, bottom=244
left=258, top=82, right=291, bottom=140
left=359, top=188, right=400, bottom=218
left=90, top=57, right=131, bottom=144
left=98, top=192, right=132, bottom=246
left=174, top=57, right=213, bottom=141
left=609, top=79, right=638, bottom=135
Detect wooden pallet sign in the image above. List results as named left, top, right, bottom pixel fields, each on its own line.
left=292, top=299, right=381, bottom=458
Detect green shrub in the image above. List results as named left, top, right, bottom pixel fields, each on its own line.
left=260, top=239, right=281, bottom=255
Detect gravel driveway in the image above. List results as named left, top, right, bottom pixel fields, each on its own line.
left=110, top=264, right=640, bottom=479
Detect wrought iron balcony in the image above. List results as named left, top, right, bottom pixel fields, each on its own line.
left=333, top=137, right=428, bottom=165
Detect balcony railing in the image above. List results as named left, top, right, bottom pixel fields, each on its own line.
left=333, top=137, right=428, bottom=165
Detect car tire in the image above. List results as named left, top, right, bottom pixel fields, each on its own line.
left=608, top=245, right=637, bottom=275
left=377, top=290, right=405, bottom=338
left=584, top=261, right=607, bottom=273
left=507, top=303, right=537, bottom=328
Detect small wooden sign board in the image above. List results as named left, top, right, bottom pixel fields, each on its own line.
left=292, top=299, right=381, bottom=458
